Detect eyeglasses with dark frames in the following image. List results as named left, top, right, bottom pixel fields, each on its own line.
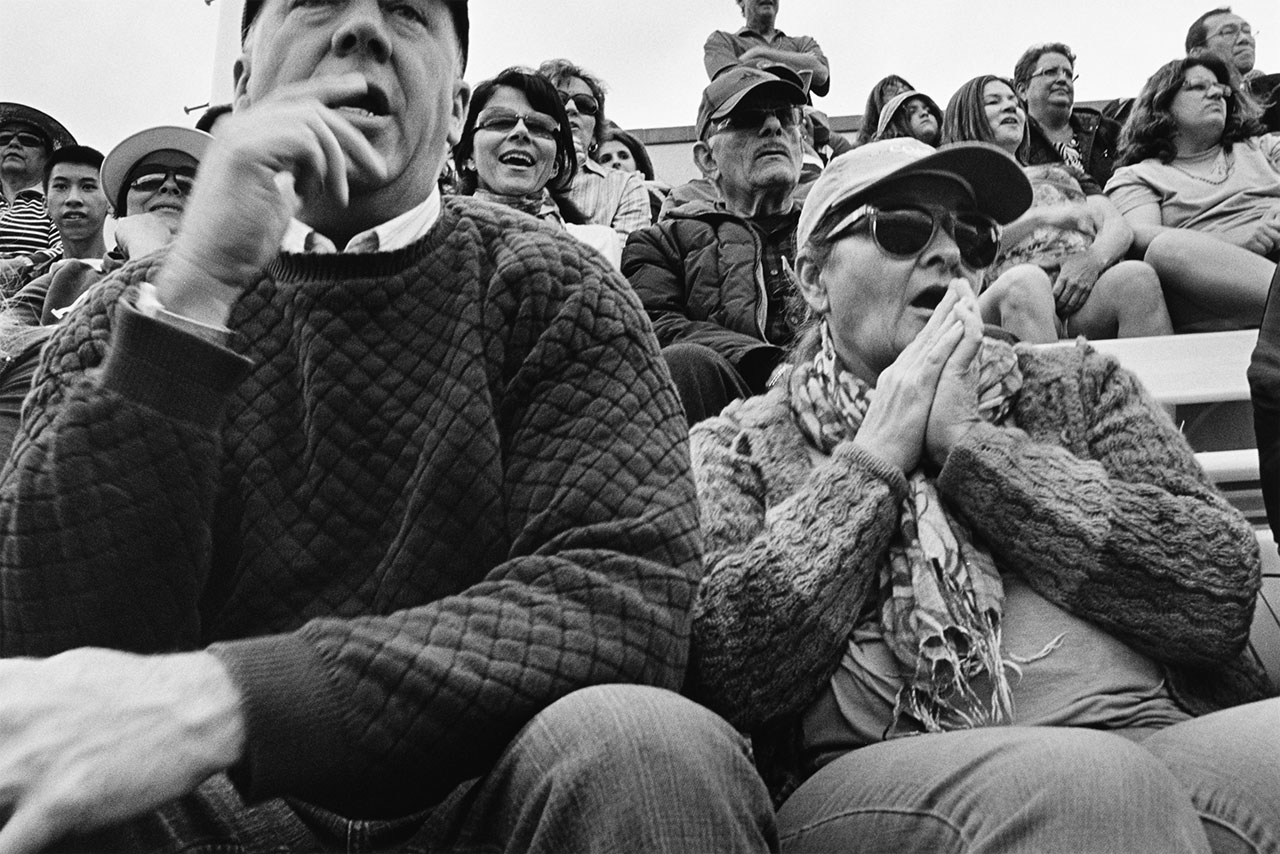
left=474, top=108, right=560, bottom=141
left=712, top=105, right=802, bottom=136
left=128, top=168, right=196, bottom=195
left=557, top=91, right=600, bottom=117
left=0, top=131, right=46, bottom=148
left=827, top=204, right=1002, bottom=270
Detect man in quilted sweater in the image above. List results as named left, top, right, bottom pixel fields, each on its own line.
left=0, top=1, right=776, bottom=852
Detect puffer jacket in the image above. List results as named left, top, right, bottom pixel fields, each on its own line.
left=623, top=201, right=798, bottom=388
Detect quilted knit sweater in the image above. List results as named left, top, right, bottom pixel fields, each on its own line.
left=0, top=198, right=701, bottom=818
left=687, top=342, right=1272, bottom=799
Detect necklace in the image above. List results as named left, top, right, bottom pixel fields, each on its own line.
left=1169, top=147, right=1233, bottom=185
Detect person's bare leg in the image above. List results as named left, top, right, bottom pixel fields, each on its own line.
left=1144, top=231, right=1276, bottom=331
left=1067, top=260, right=1173, bottom=339
left=978, top=265, right=1057, bottom=344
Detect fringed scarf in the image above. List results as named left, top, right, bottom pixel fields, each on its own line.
left=789, top=323, right=1058, bottom=736
left=473, top=188, right=562, bottom=222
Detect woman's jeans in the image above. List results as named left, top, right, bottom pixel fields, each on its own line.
left=52, top=684, right=778, bottom=853
left=777, top=698, right=1280, bottom=854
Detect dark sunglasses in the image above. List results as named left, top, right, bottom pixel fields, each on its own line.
left=0, top=131, right=46, bottom=148
left=128, top=168, right=196, bottom=195
left=835, top=205, right=1001, bottom=270
left=475, top=108, right=560, bottom=141
left=713, top=105, right=801, bottom=135
left=557, top=91, right=600, bottom=116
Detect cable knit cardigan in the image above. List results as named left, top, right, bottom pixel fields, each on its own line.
left=687, top=340, right=1272, bottom=799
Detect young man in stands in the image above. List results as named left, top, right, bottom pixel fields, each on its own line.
left=0, top=1, right=776, bottom=851
left=704, top=0, right=831, bottom=98
left=42, top=145, right=108, bottom=264
left=1186, top=6, right=1280, bottom=131
left=1, top=145, right=110, bottom=327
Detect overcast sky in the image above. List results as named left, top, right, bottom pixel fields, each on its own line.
left=3, top=0, right=1277, bottom=156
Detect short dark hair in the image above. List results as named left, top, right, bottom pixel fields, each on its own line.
left=1119, top=51, right=1264, bottom=166
left=1013, top=42, right=1077, bottom=88
left=1186, top=6, right=1233, bottom=52
left=453, top=66, right=578, bottom=197
left=42, top=145, right=105, bottom=192
left=195, top=103, right=233, bottom=134
left=537, top=59, right=609, bottom=151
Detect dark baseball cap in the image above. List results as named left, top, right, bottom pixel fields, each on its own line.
left=696, top=66, right=808, bottom=140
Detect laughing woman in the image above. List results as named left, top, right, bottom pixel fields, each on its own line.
left=453, top=67, right=620, bottom=267
left=686, top=138, right=1280, bottom=853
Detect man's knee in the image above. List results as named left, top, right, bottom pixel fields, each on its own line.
left=524, top=684, right=754, bottom=777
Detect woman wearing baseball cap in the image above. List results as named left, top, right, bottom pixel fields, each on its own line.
left=687, top=138, right=1276, bottom=851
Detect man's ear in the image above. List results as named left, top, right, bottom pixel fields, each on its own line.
left=232, top=55, right=252, bottom=111
left=795, top=254, right=829, bottom=315
left=693, top=140, right=719, bottom=181
left=1014, top=80, right=1028, bottom=103
left=446, top=79, right=473, bottom=149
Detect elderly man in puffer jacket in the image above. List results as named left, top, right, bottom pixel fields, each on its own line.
left=624, top=66, right=808, bottom=425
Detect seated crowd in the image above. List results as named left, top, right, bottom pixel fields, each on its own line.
left=0, top=1, right=1279, bottom=853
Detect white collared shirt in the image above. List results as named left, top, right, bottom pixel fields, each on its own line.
left=280, top=187, right=442, bottom=253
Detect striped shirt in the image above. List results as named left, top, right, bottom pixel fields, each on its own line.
left=565, top=158, right=651, bottom=237
left=0, top=188, right=60, bottom=260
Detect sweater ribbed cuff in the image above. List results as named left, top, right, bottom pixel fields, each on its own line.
left=834, top=441, right=909, bottom=495
left=207, top=633, right=350, bottom=805
left=936, top=421, right=1013, bottom=498
left=101, top=302, right=251, bottom=426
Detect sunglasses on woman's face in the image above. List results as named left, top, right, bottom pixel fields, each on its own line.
left=128, top=168, right=196, bottom=195
left=474, top=108, right=560, bottom=141
left=557, top=91, right=600, bottom=116
left=835, top=205, right=1001, bottom=270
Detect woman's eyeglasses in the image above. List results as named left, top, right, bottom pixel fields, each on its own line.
left=1181, top=79, right=1232, bottom=100
left=832, top=205, right=1002, bottom=270
left=474, top=108, right=560, bottom=141
left=0, top=131, right=46, bottom=149
left=1030, top=66, right=1079, bottom=83
left=557, top=91, right=600, bottom=117
left=128, top=169, right=196, bottom=195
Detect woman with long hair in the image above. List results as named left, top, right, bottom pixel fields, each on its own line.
left=943, top=75, right=1171, bottom=339
left=853, top=74, right=913, bottom=148
left=1107, top=52, right=1279, bottom=331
